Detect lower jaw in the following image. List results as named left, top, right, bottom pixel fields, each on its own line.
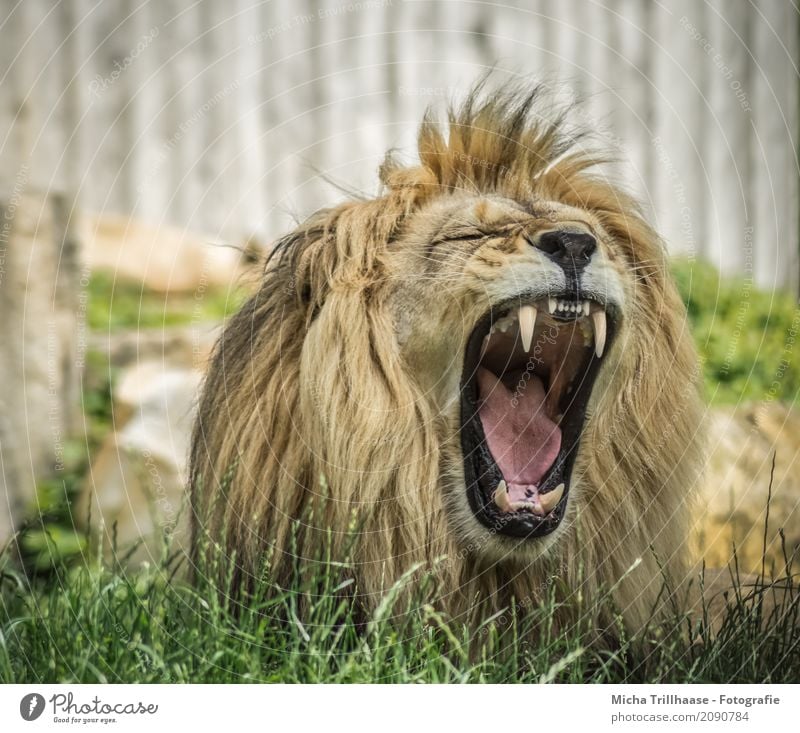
left=459, top=361, right=588, bottom=540
left=463, top=443, right=575, bottom=539
left=459, top=332, right=604, bottom=540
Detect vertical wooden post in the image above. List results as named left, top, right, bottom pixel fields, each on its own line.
left=651, top=1, right=709, bottom=261
left=0, top=191, right=82, bottom=547
left=705, top=0, right=752, bottom=280
left=234, top=0, right=267, bottom=236
left=750, top=1, right=800, bottom=292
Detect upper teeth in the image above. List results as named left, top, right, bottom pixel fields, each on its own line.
left=591, top=309, right=607, bottom=358
left=488, top=299, right=608, bottom=358
left=518, top=304, right=537, bottom=352
left=549, top=298, right=590, bottom=315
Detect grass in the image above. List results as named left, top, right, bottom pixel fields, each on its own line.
left=1, top=514, right=799, bottom=683
left=87, top=272, right=248, bottom=331
left=17, top=268, right=249, bottom=571
left=15, top=349, right=114, bottom=573
left=672, top=258, right=800, bottom=405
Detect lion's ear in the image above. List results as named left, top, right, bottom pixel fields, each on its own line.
left=379, top=161, right=438, bottom=212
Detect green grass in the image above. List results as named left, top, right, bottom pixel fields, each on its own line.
left=18, top=269, right=250, bottom=571
left=1, top=518, right=798, bottom=683
left=672, top=258, right=800, bottom=405
left=87, top=272, right=248, bottom=330
left=16, top=349, right=114, bottom=573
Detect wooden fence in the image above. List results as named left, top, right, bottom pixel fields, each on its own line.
left=1, top=0, right=798, bottom=291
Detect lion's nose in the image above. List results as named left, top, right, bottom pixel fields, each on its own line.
left=535, top=230, right=597, bottom=268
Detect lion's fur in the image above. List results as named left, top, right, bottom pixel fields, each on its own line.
left=190, top=82, right=705, bottom=633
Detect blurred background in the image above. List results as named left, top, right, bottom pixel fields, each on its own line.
left=1, top=0, right=798, bottom=575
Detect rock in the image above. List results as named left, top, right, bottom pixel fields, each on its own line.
left=81, top=213, right=261, bottom=293
left=696, top=402, right=800, bottom=575
left=88, top=323, right=221, bottom=372
left=78, top=361, right=202, bottom=566
left=112, top=356, right=199, bottom=428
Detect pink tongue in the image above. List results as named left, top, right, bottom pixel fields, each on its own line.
left=477, top=368, right=561, bottom=503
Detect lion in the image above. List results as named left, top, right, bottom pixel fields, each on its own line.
left=189, top=82, right=705, bottom=636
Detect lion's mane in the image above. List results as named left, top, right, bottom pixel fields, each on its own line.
left=190, top=83, right=705, bottom=633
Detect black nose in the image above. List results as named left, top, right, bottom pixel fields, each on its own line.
left=535, top=230, right=597, bottom=268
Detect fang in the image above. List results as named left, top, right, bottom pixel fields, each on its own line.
left=539, top=483, right=565, bottom=513
left=519, top=304, right=537, bottom=352
left=592, top=310, right=607, bottom=358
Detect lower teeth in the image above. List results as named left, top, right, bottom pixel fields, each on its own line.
left=491, top=480, right=565, bottom=516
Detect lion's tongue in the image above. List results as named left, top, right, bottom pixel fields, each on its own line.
left=477, top=368, right=561, bottom=503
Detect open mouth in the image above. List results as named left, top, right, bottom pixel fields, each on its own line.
left=460, top=292, right=618, bottom=539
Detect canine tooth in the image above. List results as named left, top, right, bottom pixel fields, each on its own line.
left=591, top=309, right=607, bottom=358
left=539, top=483, right=565, bottom=514
left=493, top=480, right=511, bottom=512
left=518, top=304, right=537, bottom=352
left=582, top=300, right=590, bottom=316
left=548, top=297, right=556, bottom=314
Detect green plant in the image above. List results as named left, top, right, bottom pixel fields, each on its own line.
left=671, top=258, right=800, bottom=405
left=87, top=272, right=247, bottom=330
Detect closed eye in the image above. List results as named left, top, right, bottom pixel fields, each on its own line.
left=428, top=223, right=518, bottom=250
left=431, top=226, right=490, bottom=244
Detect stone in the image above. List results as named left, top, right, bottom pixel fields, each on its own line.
left=78, top=361, right=201, bottom=566
left=88, top=323, right=221, bottom=372
left=81, top=213, right=260, bottom=293
left=696, top=402, right=800, bottom=575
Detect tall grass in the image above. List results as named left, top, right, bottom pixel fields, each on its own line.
left=1, top=511, right=798, bottom=683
